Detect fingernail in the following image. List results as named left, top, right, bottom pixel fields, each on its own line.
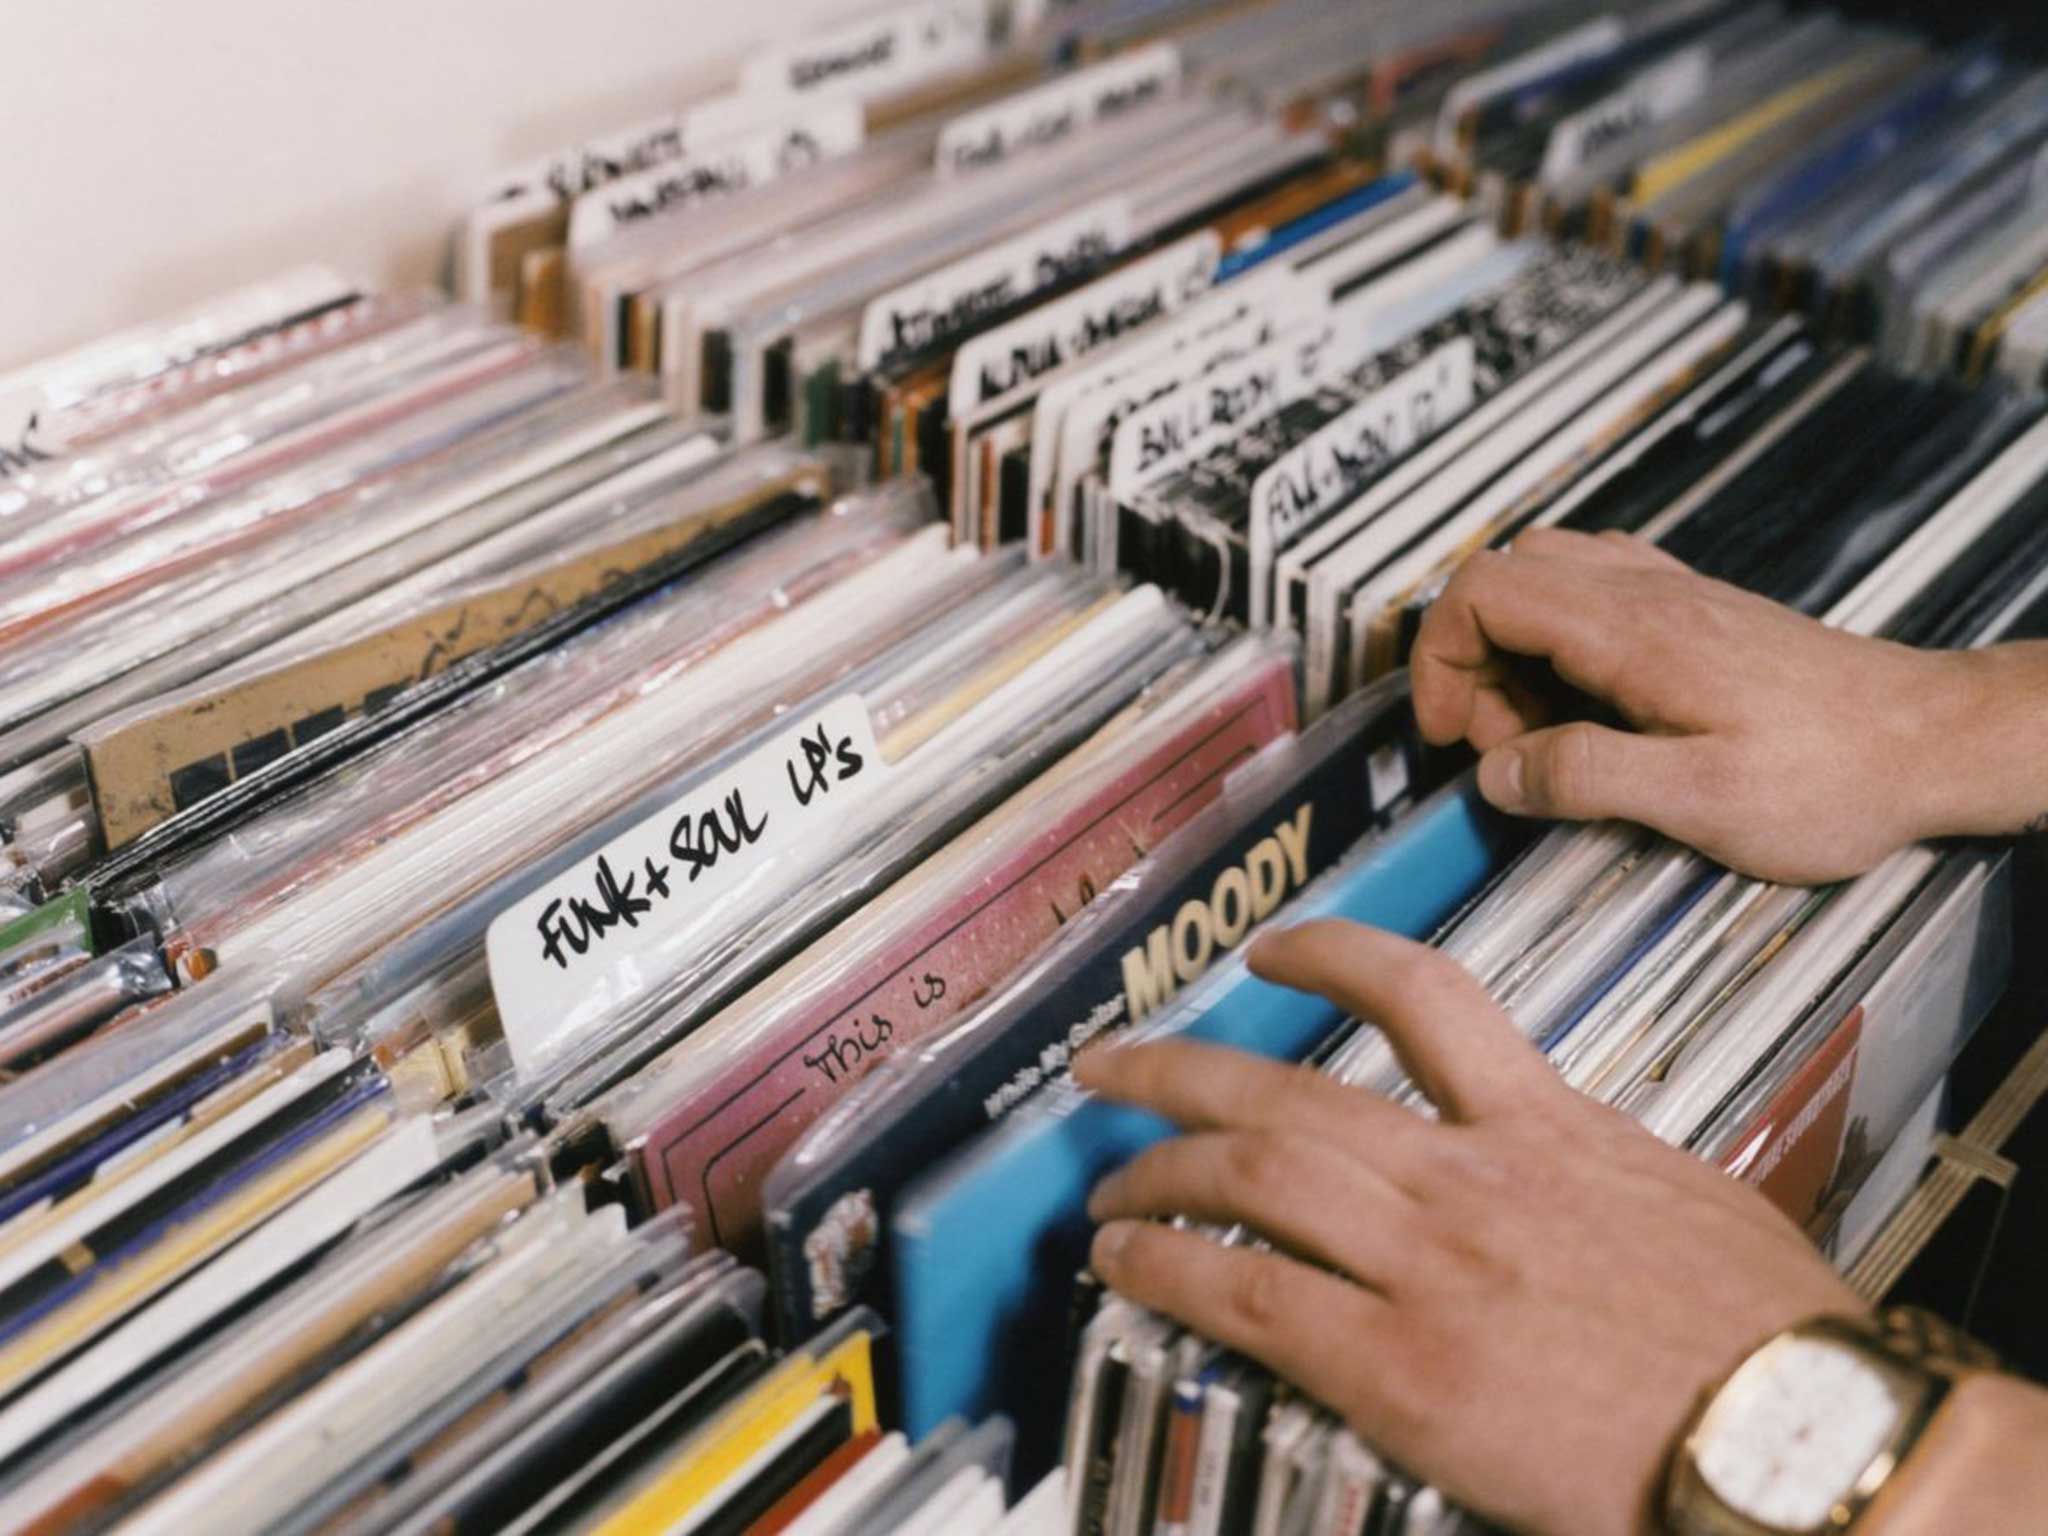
left=1246, top=923, right=1298, bottom=965
left=1092, top=1221, right=1134, bottom=1271
left=1086, top=1172, right=1122, bottom=1221
left=1479, top=748, right=1525, bottom=809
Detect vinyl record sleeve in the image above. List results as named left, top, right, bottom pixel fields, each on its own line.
left=326, top=1257, right=764, bottom=1536
left=500, top=1345, right=777, bottom=1536
left=668, top=1392, right=855, bottom=1536
left=624, top=637, right=1295, bottom=1254
left=746, top=1425, right=884, bottom=1535
left=762, top=675, right=1412, bottom=1341
left=0, top=1111, right=479, bottom=1479
left=888, top=778, right=1520, bottom=1472
left=1702, top=849, right=2009, bottom=1235
left=0, top=1145, right=541, bottom=1533
left=0, top=266, right=362, bottom=459
left=525, top=572, right=1203, bottom=1120
left=588, top=1313, right=882, bottom=1536
left=116, top=1192, right=655, bottom=1535
left=776, top=1428, right=914, bottom=1536
left=527, top=577, right=1202, bottom=1116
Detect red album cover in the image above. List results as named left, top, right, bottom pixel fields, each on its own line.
left=1718, top=1005, right=1863, bottom=1233
left=632, top=659, right=1297, bottom=1255
left=1367, top=28, right=1504, bottom=120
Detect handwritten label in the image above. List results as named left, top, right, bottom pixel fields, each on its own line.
left=857, top=197, right=1132, bottom=369
left=1539, top=47, right=1711, bottom=185
left=1106, top=321, right=1334, bottom=499
left=1047, top=308, right=1269, bottom=524
left=0, top=393, right=49, bottom=475
left=1030, top=261, right=1326, bottom=543
left=741, top=0, right=988, bottom=99
left=487, top=696, right=891, bottom=1070
left=567, top=103, right=865, bottom=247
left=1248, top=337, right=1476, bottom=616
left=485, top=112, right=691, bottom=207
left=1245, top=337, right=1474, bottom=552
left=803, top=1011, right=897, bottom=1086
left=935, top=42, right=1181, bottom=175
left=949, top=231, right=1220, bottom=413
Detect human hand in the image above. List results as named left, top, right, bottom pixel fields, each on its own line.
left=1076, top=919, right=1866, bottom=1536
left=1409, top=527, right=1976, bottom=884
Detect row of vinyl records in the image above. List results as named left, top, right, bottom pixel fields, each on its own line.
left=466, top=0, right=2048, bottom=459
left=0, top=0, right=2047, bottom=1531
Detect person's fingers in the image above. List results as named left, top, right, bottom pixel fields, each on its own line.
left=1411, top=551, right=1645, bottom=746
left=1088, top=1131, right=1422, bottom=1284
left=1244, top=921, right=1559, bottom=1121
left=1074, top=1039, right=1436, bottom=1172
left=1090, top=1221, right=1397, bottom=1424
left=1465, top=673, right=1552, bottom=752
left=1475, top=722, right=1715, bottom=835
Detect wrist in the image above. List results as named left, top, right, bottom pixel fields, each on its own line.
left=1857, top=1371, right=2048, bottom=1534
left=1894, top=642, right=2048, bottom=845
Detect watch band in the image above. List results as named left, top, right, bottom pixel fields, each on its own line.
left=1871, top=1305, right=2000, bottom=1377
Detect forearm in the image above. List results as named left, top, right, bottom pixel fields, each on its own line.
left=1909, top=641, right=2048, bottom=842
left=1858, top=1371, right=2048, bottom=1533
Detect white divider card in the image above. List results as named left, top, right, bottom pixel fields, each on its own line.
left=935, top=42, right=1182, bottom=176
left=486, top=695, right=893, bottom=1072
left=566, top=102, right=867, bottom=248
left=1538, top=46, right=1712, bottom=186
left=856, top=197, right=1135, bottom=370
left=1245, top=338, right=1477, bottom=628
left=1044, top=308, right=1270, bottom=546
left=1431, top=17, right=1628, bottom=160
left=1099, top=227, right=1496, bottom=505
left=482, top=112, right=690, bottom=209
left=948, top=231, right=1222, bottom=415
left=741, top=0, right=990, bottom=99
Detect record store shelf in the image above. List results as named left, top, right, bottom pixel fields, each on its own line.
left=3, top=2, right=2048, bottom=1533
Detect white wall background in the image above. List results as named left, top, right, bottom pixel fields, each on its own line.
left=0, top=0, right=866, bottom=371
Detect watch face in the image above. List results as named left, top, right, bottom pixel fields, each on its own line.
left=1694, top=1336, right=1913, bottom=1532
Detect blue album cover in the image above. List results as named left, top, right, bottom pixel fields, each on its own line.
left=1719, top=48, right=2006, bottom=288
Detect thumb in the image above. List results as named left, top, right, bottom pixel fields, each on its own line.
left=1477, top=721, right=1700, bottom=828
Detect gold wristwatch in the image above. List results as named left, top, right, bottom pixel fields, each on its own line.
left=1661, top=1308, right=1996, bottom=1535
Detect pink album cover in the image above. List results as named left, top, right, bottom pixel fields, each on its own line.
left=632, top=658, right=1297, bottom=1255
left=0, top=338, right=544, bottom=609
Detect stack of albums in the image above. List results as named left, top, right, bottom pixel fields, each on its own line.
left=2, top=0, right=2048, bottom=1532
left=1431, top=0, right=2048, bottom=389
